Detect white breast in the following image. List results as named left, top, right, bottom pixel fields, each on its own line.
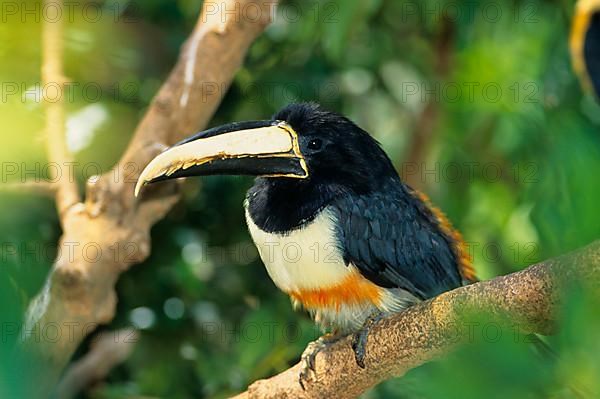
left=244, top=206, right=352, bottom=293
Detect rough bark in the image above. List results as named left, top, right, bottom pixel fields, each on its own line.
left=18, top=1, right=276, bottom=397
left=234, top=240, right=600, bottom=399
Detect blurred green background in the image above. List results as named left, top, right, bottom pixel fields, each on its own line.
left=1, top=0, right=600, bottom=397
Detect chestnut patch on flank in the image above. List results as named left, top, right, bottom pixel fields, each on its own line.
left=289, top=272, right=383, bottom=311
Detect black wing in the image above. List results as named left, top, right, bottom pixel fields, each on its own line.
left=332, top=189, right=462, bottom=299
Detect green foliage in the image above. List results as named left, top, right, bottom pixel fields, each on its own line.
left=2, top=0, right=599, bottom=397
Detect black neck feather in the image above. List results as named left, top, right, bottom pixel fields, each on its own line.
left=245, top=178, right=344, bottom=233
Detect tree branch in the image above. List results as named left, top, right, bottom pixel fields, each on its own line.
left=55, top=328, right=139, bottom=399
left=234, top=240, right=600, bottom=399
left=18, top=2, right=277, bottom=397
left=42, top=0, right=80, bottom=216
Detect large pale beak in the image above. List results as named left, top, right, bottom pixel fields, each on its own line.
left=134, top=120, right=308, bottom=197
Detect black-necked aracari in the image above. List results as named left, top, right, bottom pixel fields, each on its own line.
left=135, top=103, right=476, bottom=384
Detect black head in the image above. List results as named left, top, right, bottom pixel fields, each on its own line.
left=268, top=103, right=399, bottom=194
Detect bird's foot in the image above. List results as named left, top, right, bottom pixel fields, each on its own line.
left=351, top=311, right=384, bottom=368
left=299, top=333, right=341, bottom=389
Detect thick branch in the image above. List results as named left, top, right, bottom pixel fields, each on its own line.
left=235, top=240, right=600, bottom=399
left=42, top=0, right=80, bottom=216
left=19, top=2, right=276, bottom=397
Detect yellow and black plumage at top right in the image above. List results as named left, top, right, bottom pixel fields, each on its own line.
left=571, top=0, right=600, bottom=96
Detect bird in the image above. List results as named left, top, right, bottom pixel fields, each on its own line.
left=571, top=0, right=600, bottom=97
left=135, top=102, right=476, bottom=385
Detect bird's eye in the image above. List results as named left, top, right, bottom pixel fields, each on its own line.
left=307, top=138, right=323, bottom=151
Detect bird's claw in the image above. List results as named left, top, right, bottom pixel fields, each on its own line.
left=298, top=333, right=341, bottom=389
left=351, top=330, right=368, bottom=368
left=299, top=339, right=325, bottom=389
left=351, top=311, right=384, bottom=369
